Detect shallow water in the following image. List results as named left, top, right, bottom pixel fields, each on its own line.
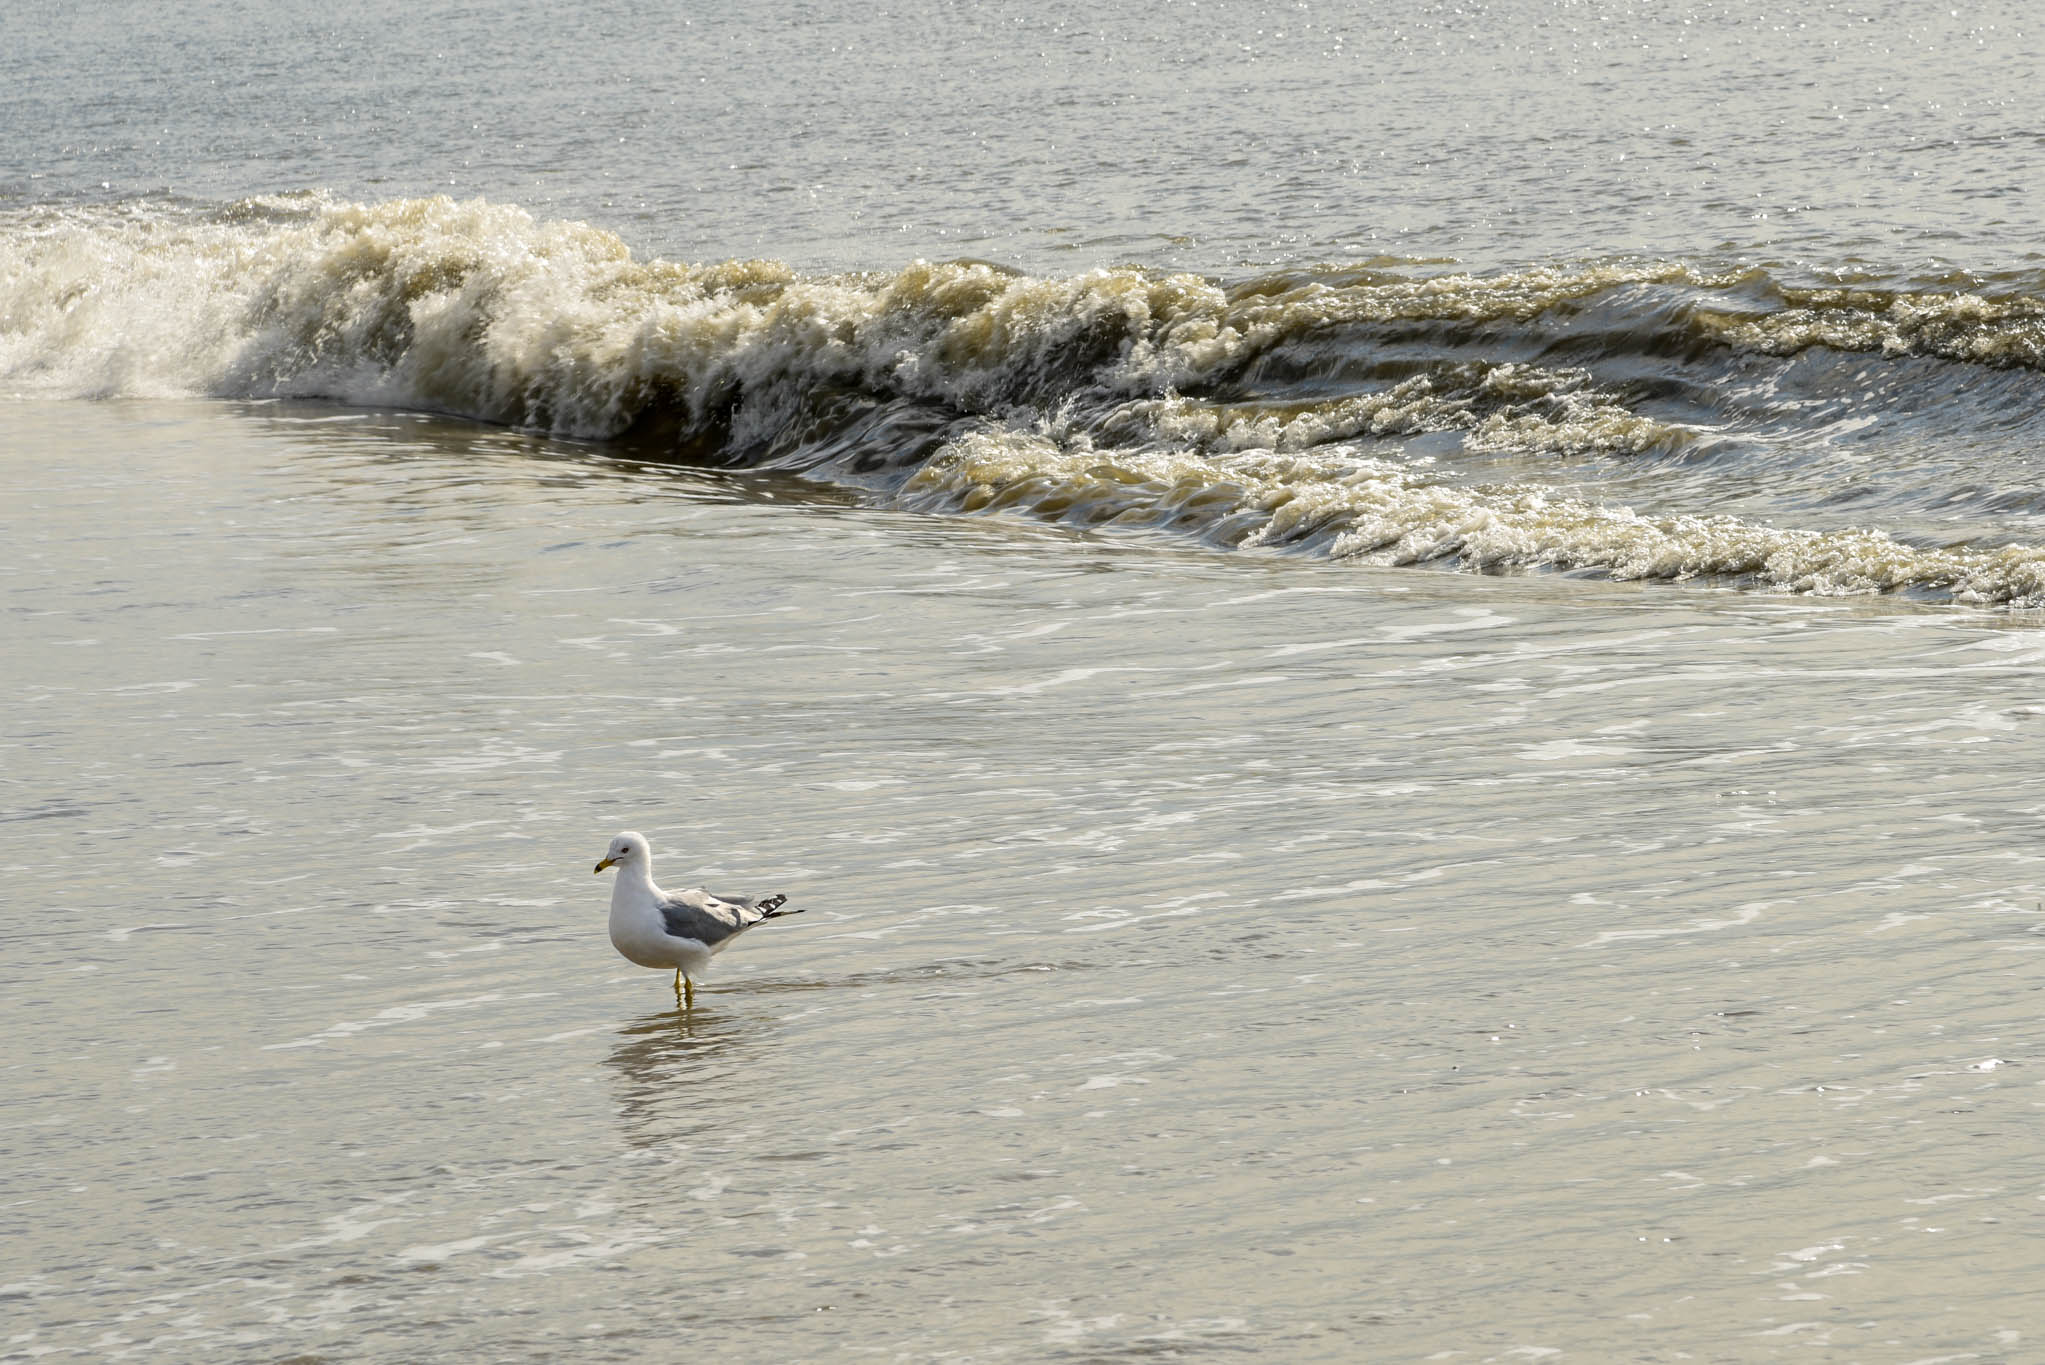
left=12, top=0, right=2045, bottom=1358
left=8, top=402, right=2045, bottom=1360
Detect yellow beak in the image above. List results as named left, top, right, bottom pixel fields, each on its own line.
left=594, top=856, right=616, bottom=874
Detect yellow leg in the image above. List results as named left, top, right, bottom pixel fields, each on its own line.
left=685, top=976, right=695, bottom=1008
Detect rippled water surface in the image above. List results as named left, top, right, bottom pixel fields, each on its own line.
left=10, top=0, right=2045, bottom=1359
left=8, top=0, right=2044, bottom=274
left=8, top=404, right=2045, bottom=1360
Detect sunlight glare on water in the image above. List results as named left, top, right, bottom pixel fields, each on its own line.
left=6, top=404, right=2045, bottom=1359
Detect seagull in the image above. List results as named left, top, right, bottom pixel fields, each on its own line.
left=593, top=830, right=803, bottom=1007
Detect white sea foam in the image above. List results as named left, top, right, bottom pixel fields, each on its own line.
left=903, top=429, right=2045, bottom=604
left=10, top=196, right=2045, bottom=604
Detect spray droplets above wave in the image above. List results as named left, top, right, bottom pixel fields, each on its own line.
left=11, top=194, right=2045, bottom=604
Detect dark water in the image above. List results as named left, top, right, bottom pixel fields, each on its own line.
left=9, top=2, right=2045, bottom=1360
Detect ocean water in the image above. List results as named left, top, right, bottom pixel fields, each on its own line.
left=7, top=2, right=2045, bottom=1360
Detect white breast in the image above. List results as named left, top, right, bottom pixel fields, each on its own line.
left=608, top=882, right=714, bottom=973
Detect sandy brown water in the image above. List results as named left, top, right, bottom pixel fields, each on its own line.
left=7, top=401, right=2045, bottom=1360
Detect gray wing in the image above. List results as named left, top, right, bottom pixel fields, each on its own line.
left=657, top=887, right=764, bottom=947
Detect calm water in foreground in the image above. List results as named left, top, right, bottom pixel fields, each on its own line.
left=7, top=402, right=2045, bottom=1360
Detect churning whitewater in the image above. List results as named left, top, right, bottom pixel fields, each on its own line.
left=10, top=193, right=2045, bottom=605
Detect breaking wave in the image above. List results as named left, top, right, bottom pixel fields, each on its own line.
left=10, top=193, right=2045, bottom=603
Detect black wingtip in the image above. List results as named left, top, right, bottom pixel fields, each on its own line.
left=758, top=894, right=792, bottom=917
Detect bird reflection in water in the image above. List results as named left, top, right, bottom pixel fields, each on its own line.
left=602, top=1006, right=761, bottom=1144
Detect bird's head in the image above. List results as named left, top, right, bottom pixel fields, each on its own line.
left=594, top=830, right=649, bottom=875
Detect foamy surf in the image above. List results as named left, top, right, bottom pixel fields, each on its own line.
left=9, top=194, right=2045, bottom=605
left=902, top=431, right=2045, bottom=604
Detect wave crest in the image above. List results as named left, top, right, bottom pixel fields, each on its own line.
left=11, top=194, right=2045, bottom=605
